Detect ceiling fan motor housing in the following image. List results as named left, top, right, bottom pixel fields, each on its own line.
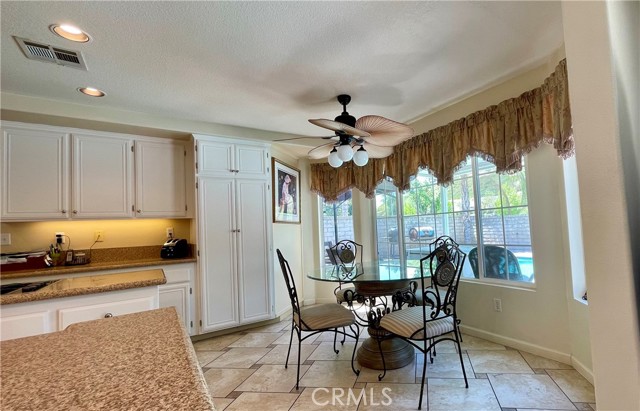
left=334, top=94, right=356, bottom=127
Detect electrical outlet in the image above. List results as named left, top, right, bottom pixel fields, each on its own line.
left=95, top=231, right=104, bottom=242
left=55, top=232, right=65, bottom=244
left=166, top=227, right=174, bottom=238
left=0, top=233, right=11, bottom=246
left=493, top=298, right=502, bottom=312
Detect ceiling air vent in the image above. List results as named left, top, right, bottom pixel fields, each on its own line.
left=14, top=37, right=88, bottom=70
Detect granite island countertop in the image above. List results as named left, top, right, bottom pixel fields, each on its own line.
left=1, top=269, right=167, bottom=305
left=0, top=307, right=215, bottom=411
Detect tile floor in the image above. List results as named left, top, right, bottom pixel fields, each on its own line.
left=193, top=315, right=596, bottom=411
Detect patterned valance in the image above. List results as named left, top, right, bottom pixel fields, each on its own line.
left=311, top=59, right=573, bottom=201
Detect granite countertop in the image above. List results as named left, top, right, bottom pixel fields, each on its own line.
left=1, top=269, right=167, bottom=305
left=1, top=245, right=197, bottom=280
left=0, top=308, right=215, bottom=410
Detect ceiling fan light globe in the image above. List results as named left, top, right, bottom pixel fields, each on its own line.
left=337, top=144, right=354, bottom=162
left=353, top=147, right=369, bottom=166
left=328, top=150, right=343, bottom=168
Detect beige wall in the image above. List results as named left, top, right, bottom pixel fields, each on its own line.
left=562, top=1, right=640, bottom=409
left=270, top=147, right=305, bottom=315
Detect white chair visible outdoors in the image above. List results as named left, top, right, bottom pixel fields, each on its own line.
left=378, top=236, right=468, bottom=410
left=276, top=249, right=360, bottom=389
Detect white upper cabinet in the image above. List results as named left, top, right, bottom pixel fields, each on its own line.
left=72, top=133, right=134, bottom=218
left=1, top=125, right=70, bottom=220
left=134, top=139, right=187, bottom=218
left=195, top=136, right=269, bottom=179
left=0, top=122, right=189, bottom=221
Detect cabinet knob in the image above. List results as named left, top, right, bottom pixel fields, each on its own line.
left=104, top=313, right=113, bottom=318
left=137, top=209, right=142, bottom=213
left=61, top=209, right=67, bottom=214
left=72, top=210, right=78, bottom=214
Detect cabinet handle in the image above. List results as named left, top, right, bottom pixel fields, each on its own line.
left=61, top=209, right=67, bottom=214
left=237, top=229, right=241, bottom=233
left=104, top=313, right=113, bottom=318
left=137, top=209, right=142, bottom=213
left=72, top=210, right=78, bottom=214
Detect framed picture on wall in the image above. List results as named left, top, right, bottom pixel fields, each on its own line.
left=272, top=158, right=301, bottom=224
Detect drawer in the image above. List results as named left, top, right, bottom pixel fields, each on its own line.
left=58, top=296, right=156, bottom=329
left=0, top=311, right=52, bottom=341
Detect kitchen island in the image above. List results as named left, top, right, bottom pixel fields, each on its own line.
left=0, top=307, right=215, bottom=410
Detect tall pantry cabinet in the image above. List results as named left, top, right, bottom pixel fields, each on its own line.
left=193, top=135, right=274, bottom=333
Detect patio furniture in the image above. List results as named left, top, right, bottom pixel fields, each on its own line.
left=468, top=245, right=525, bottom=281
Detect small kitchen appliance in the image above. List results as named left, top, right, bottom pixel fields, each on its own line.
left=161, top=238, right=189, bottom=259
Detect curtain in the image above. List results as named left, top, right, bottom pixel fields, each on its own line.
left=310, top=59, right=573, bottom=200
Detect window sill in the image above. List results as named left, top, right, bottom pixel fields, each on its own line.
left=459, top=277, right=536, bottom=292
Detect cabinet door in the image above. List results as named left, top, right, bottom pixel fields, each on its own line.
left=236, top=179, right=273, bottom=323
left=197, top=141, right=234, bottom=176
left=0, top=311, right=52, bottom=341
left=135, top=140, right=187, bottom=217
left=198, top=177, right=239, bottom=332
left=1, top=126, right=69, bottom=220
left=160, top=264, right=194, bottom=334
left=236, top=145, right=269, bottom=178
left=159, top=282, right=191, bottom=332
left=72, top=134, right=133, bottom=218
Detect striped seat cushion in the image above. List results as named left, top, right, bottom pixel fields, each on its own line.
left=294, top=304, right=355, bottom=331
left=380, top=306, right=455, bottom=340
left=335, top=286, right=356, bottom=303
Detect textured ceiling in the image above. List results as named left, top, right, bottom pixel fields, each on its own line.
left=1, top=1, right=563, bottom=141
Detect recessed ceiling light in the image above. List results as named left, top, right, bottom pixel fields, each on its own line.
left=78, top=87, right=105, bottom=97
left=50, top=24, right=91, bottom=43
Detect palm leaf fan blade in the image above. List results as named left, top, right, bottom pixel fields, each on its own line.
left=355, top=115, right=414, bottom=147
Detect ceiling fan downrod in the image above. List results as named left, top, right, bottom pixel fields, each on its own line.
left=334, top=94, right=356, bottom=127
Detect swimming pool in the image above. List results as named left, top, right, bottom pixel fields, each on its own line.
left=517, top=256, right=534, bottom=279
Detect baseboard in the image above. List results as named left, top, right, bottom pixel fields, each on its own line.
left=275, top=305, right=292, bottom=318
left=570, top=355, right=594, bottom=385
left=459, top=324, right=572, bottom=365
left=310, top=297, right=337, bottom=305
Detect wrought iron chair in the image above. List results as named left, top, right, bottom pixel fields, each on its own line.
left=377, top=236, right=468, bottom=410
left=469, top=245, right=526, bottom=281
left=276, top=249, right=360, bottom=389
left=329, top=240, right=363, bottom=305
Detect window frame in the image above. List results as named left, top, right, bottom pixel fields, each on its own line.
left=372, top=156, right=536, bottom=288
left=319, top=190, right=355, bottom=266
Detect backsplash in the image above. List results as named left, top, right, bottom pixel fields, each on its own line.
left=0, top=219, right=193, bottom=254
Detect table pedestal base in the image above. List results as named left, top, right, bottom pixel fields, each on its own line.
left=357, top=335, right=414, bottom=370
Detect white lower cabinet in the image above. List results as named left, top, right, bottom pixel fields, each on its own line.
left=0, top=311, right=53, bottom=341
left=158, top=264, right=195, bottom=334
left=0, top=287, right=159, bottom=341
left=58, top=295, right=156, bottom=329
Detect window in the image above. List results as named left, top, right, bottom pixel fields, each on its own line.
left=374, top=157, right=534, bottom=284
left=321, top=191, right=354, bottom=264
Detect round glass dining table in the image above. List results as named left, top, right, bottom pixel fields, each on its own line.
left=307, top=262, right=429, bottom=370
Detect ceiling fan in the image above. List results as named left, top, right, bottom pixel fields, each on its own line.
left=280, top=94, right=414, bottom=167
